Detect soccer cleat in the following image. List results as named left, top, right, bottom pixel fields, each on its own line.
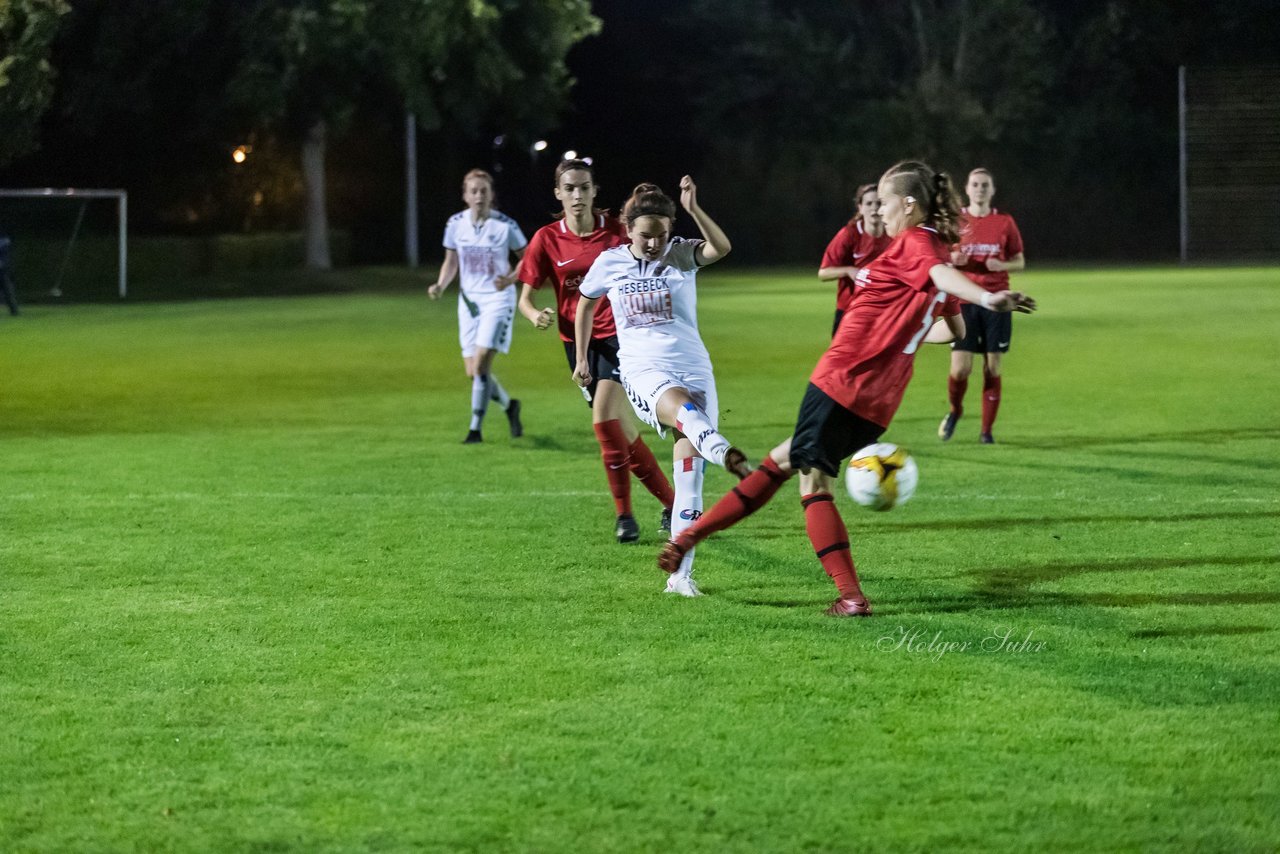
left=615, top=513, right=640, bottom=543
left=658, top=537, right=691, bottom=574
left=723, top=447, right=752, bottom=480
left=824, top=597, right=872, bottom=617
left=938, top=412, right=958, bottom=441
left=658, top=507, right=672, bottom=534
left=665, top=573, right=702, bottom=597
left=506, top=399, right=523, bottom=438
left=979, top=432, right=995, bottom=444
left=462, top=430, right=483, bottom=444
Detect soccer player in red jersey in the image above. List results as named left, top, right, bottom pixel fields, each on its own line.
left=818, top=183, right=892, bottom=337
left=938, top=167, right=1027, bottom=444
left=515, top=159, right=675, bottom=544
left=658, top=161, right=1035, bottom=617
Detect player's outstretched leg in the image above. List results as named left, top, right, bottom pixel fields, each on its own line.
left=658, top=456, right=791, bottom=573
left=672, top=402, right=751, bottom=478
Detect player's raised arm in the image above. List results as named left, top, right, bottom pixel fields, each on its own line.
left=929, top=263, right=1036, bottom=314
left=679, top=176, right=731, bottom=266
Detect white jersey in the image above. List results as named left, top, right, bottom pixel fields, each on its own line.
left=443, top=209, right=528, bottom=298
left=578, top=237, right=711, bottom=372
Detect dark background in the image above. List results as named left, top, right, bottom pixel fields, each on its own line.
left=3, top=0, right=1278, bottom=266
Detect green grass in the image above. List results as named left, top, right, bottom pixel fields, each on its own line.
left=2, top=266, right=1278, bottom=852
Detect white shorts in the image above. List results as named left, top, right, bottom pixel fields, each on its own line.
left=620, top=364, right=718, bottom=438
left=458, top=291, right=515, bottom=358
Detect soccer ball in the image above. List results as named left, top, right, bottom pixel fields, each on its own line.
left=845, top=443, right=918, bottom=511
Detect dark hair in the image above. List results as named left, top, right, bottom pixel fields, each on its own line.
left=554, top=158, right=595, bottom=187
left=848, top=182, right=878, bottom=228
left=622, top=183, right=676, bottom=225
left=879, top=160, right=962, bottom=244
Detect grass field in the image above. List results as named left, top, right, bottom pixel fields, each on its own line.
left=2, top=266, right=1278, bottom=851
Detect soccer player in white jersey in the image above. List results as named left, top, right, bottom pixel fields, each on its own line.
left=428, top=169, right=529, bottom=444
left=573, top=177, right=749, bottom=597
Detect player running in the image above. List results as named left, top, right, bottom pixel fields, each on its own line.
left=574, top=177, right=749, bottom=597
left=658, top=161, right=1036, bottom=616
left=818, top=183, right=891, bottom=337
left=515, top=159, right=675, bottom=544
left=938, top=167, right=1027, bottom=444
left=428, top=169, right=529, bottom=444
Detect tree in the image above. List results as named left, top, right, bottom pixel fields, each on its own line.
left=230, top=0, right=599, bottom=269
left=0, top=0, right=69, bottom=167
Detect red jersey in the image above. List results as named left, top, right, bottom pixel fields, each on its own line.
left=810, top=226, right=951, bottom=428
left=954, top=208, right=1024, bottom=293
left=516, top=213, right=627, bottom=342
left=820, top=220, right=893, bottom=312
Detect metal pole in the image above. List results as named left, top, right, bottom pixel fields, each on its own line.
left=1178, top=65, right=1188, bottom=264
left=118, top=192, right=128, bottom=297
left=405, top=111, right=419, bottom=268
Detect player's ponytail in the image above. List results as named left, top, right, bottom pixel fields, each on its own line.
left=622, top=183, right=677, bottom=225
left=880, top=160, right=961, bottom=244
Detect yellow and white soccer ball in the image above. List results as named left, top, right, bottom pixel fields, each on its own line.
left=845, top=443, right=918, bottom=511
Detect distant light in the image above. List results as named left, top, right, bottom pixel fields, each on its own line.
left=252, top=190, right=265, bottom=206
left=582, top=156, right=594, bottom=166
left=562, top=150, right=578, bottom=161
left=532, top=140, right=548, bottom=152
left=493, top=134, right=506, bottom=147
left=232, top=145, right=251, bottom=164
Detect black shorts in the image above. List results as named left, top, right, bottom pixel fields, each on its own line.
left=563, top=336, right=623, bottom=406
left=789, top=384, right=885, bottom=478
left=953, top=303, right=1012, bottom=353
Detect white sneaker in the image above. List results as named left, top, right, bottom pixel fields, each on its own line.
left=664, top=573, right=702, bottom=597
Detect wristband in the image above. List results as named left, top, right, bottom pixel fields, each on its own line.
left=981, top=292, right=993, bottom=309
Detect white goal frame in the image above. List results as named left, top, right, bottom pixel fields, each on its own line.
left=0, top=188, right=128, bottom=298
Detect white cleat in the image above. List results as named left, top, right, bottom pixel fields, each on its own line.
left=664, top=573, right=702, bottom=597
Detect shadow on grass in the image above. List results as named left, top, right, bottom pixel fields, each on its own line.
left=863, top=508, right=1280, bottom=535
left=1130, top=625, right=1270, bottom=639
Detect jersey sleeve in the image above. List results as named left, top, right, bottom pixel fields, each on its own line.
left=900, top=230, right=949, bottom=291
left=516, top=229, right=550, bottom=288
left=820, top=226, right=855, bottom=269
left=1004, top=216, right=1025, bottom=257
left=442, top=217, right=458, bottom=250
left=666, top=237, right=705, bottom=271
left=578, top=254, right=611, bottom=299
left=508, top=220, right=529, bottom=252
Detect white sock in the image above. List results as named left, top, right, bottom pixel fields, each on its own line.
left=671, top=456, right=705, bottom=578
left=673, top=403, right=730, bottom=466
left=489, top=375, right=511, bottom=409
left=469, top=374, right=491, bottom=431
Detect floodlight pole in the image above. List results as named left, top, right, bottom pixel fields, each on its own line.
left=118, top=192, right=128, bottom=297
left=405, top=111, right=420, bottom=268
left=1178, top=65, right=1188, bottom=265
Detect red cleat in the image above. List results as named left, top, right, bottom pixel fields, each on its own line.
left=658, top=537, right=691, bottom=574
left=824, top=597, right=873, bottom=617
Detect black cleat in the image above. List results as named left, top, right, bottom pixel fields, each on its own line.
left=462, top=430, right=483, bottom=444
left=938, top=412, right=958, bottom=441
left=616, top=513, right=640, bottom=543
left=979, top=432, right=995, bottom=445
left=506, top=399, right=523, bottom=438
left=723, top=447, right=752, bottom=480
left=658, top=507, right=672, bottom=534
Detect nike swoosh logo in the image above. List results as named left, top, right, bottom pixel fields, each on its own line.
left=556, top=258, right=577, bottom=267
left=607, top=463, right=626, bottom=470
left=998, top=341, right=1009, bottom=347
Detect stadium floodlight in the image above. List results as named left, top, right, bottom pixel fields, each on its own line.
left=532, top=140, right=548, bottom=152
left=562, top=150, right=578, bottom=161
left=0, top=188, right=128, bottom=298
left=232, top=145, right=250, bottom=164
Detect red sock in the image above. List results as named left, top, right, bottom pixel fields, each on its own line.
left=627, top=436, right=675, bottom=508
left=593, top=420, right=632, bottom=515
left=981, top=372, right=1002, bottom=434
left=801, top=493, right=864, bottom=600
left=948, top=375, right=967, bottom=416
left=678, top=456, right=791, bottom=546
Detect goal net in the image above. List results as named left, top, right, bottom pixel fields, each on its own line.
left=1180, top=66, right=1280, bottom=261
left=0, top=189, right=128, bottom=300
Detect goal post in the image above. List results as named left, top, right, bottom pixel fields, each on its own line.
left=0, top=188, right=128, bottom=298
